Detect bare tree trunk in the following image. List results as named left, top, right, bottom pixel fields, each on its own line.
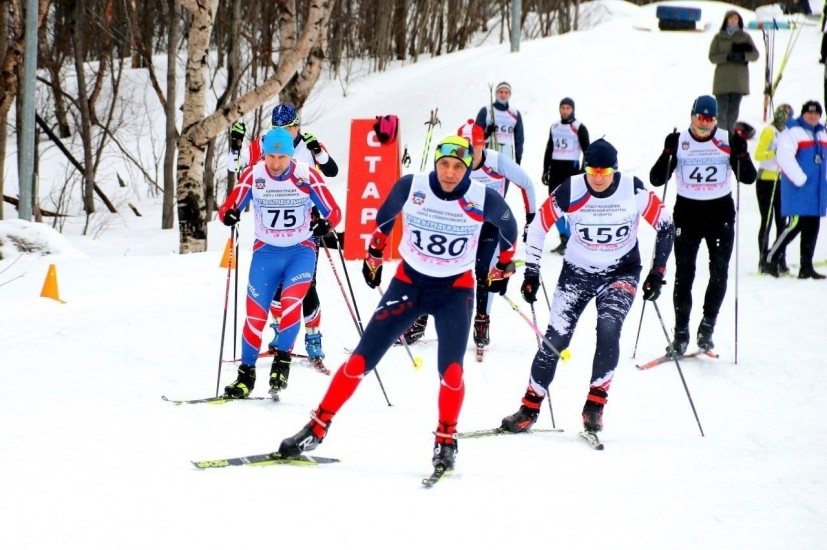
left=225, top=0, right=242, bottom=195
left=69, top=0, right=97, bottom=219
left=203, top=136, right=216, bottom=216
left=176, top=0, right=219, bottom=254
left=176, top=0, right=329, bottom=254
left=393, top=0, right=406, bottom=61
left=37, top=5, right=72, bottom=138
left=277, top=0, right=297, bottom=104
left=127, top=0, right=167, bottom=109
left=162, top=0, right=178, bottom=229
left=87, top=0, right=115, bottom=126
left=0, top=0, right=9, bottom=220
left=279, top=2, right=332, bottom=108
left=3, top=0, right=51, bottom=220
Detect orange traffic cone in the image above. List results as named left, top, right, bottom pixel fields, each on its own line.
left=40, top=264, right=65, bottom=303
left=219, top=238, right=236, bottom=269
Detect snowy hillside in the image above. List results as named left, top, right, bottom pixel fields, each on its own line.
left=1, top=1, right=825, bottom=548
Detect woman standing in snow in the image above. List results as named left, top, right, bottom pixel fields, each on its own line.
left=708, top=10, right=759, bottom=133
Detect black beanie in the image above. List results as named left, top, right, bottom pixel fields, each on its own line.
left=584, top=138, right=618, bottom=169
left=801, top=100, right=823, bottom=116
left=560, top=97, right=575, bottom=109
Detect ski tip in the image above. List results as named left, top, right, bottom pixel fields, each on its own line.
left=161, top=395, right=169, bottom=401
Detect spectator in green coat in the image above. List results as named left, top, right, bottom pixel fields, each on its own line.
left=708, top=10, right=759, bottom=133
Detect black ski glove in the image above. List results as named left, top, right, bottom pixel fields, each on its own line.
left=485, top=261, right=515, bottom=295
left=486, top=122, right=498, bottom=138
left=663, top=131, right=680, bottom=154
left=303, top=132, right=323, bottom=156
left=310, top=218, right=332, bottom=237
left=541, top=171, right=551, bottom=186
left=731, top=42, right=753, bottom=54
left=222, top=208, right=241, bottom=227
left=523, top=212, right=536, bottom=243
left=642, top=272, right=665, bottom=301
left=230, top=122, right=246, bottom=154
left=726, top=52, right=747, bottom=63
left=362, top=247, right=383, bottom=289
left=730, top=131, right=748, bottom=158
left=521, top=263, right=541, bottom=303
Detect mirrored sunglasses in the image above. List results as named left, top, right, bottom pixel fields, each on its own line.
left=694, top=114, right=716, bottom=123
left=584, top=166, right=615, bottom=176
left=436, top=143, right=472, bottom=166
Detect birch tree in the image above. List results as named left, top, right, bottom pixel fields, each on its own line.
left=176, top=0, right=331, bottom=254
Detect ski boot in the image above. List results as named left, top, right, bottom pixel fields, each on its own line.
left=778, top=254, right=790, bottom=275
left=799, top=265, right=826, bottom=280
left=473, top=313, right=490, bottom=346
left=278, top=408, right=333, bottom=457
left=266, top=319, right=280, bottom=354
left=667, top=325, right=690, bottom=355
left=404, top=315, right=429, bottom=345
left=697, top=316, right=716, bottom=351
left=223, top=364, right=256, bottom=398
left=551, top=234, right=569, bottom=255
left=269, top=351, right=291, bottom=397
left=582, top=388, right=607, bottom=433
left=500, top=390, right=543, bottom=433
left=304, top=327, right=325, bottom=364
left=432, top=422, right=458, bottom=471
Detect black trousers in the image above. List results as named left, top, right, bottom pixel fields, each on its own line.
left=715, top=93, right=743, bottom=133
left=530, top=261, right=640, bottom=394
left=755, top=178, right=786, bottom=265
left=672, top=195, right=735, bottom=328
left=768, top=216, right=821, bottom=270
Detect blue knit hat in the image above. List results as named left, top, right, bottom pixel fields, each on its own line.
left=584, top=138, right=618, bottom=169
left=271, top=104, right=299, bottom=128
left=262, top=127, right=295, bottom=156
left=692, top=95, right=718, bottom=117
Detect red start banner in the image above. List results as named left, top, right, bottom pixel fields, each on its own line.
left=343, top=119, right=403, bottom=260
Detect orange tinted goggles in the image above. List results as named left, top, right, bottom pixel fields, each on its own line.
left=694, top=114, right=716, bottom=123
left=584, top=166, right=615, bottom=176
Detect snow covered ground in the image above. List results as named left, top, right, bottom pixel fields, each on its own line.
left=1, top=1, right=825, bottom=548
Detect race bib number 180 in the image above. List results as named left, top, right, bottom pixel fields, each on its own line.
left=409, top=229, right=469, bottom=259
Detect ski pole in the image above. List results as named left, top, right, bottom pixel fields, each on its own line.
left=631, top=128, right=676, bottom=359
left=735, top=160, right=741, bottom=365
left=376, top=285, right=424, bottom=370
left=488, top=83, right=499, bottom=151
left=529, top=303, right=541, bottom=348
left=652, top=301, right=704, bottom=437
left=499, top=294, right=571, bottom=362
left=232, top=225, right=240, bottom=362
left=215, top=227, right=236, bottom=398
left=546, top=386, right=557, bottom=429
left=538, top=272, right=552, bottom=310
left=320, top=239, right=364, bottom=338
left=530, top=302, right=556, bottom=428
left=333, top=233, right=366, bottom=332
left=320, top=239, right=393, bottom=406
left=420, top=108, right=440, bottom=172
